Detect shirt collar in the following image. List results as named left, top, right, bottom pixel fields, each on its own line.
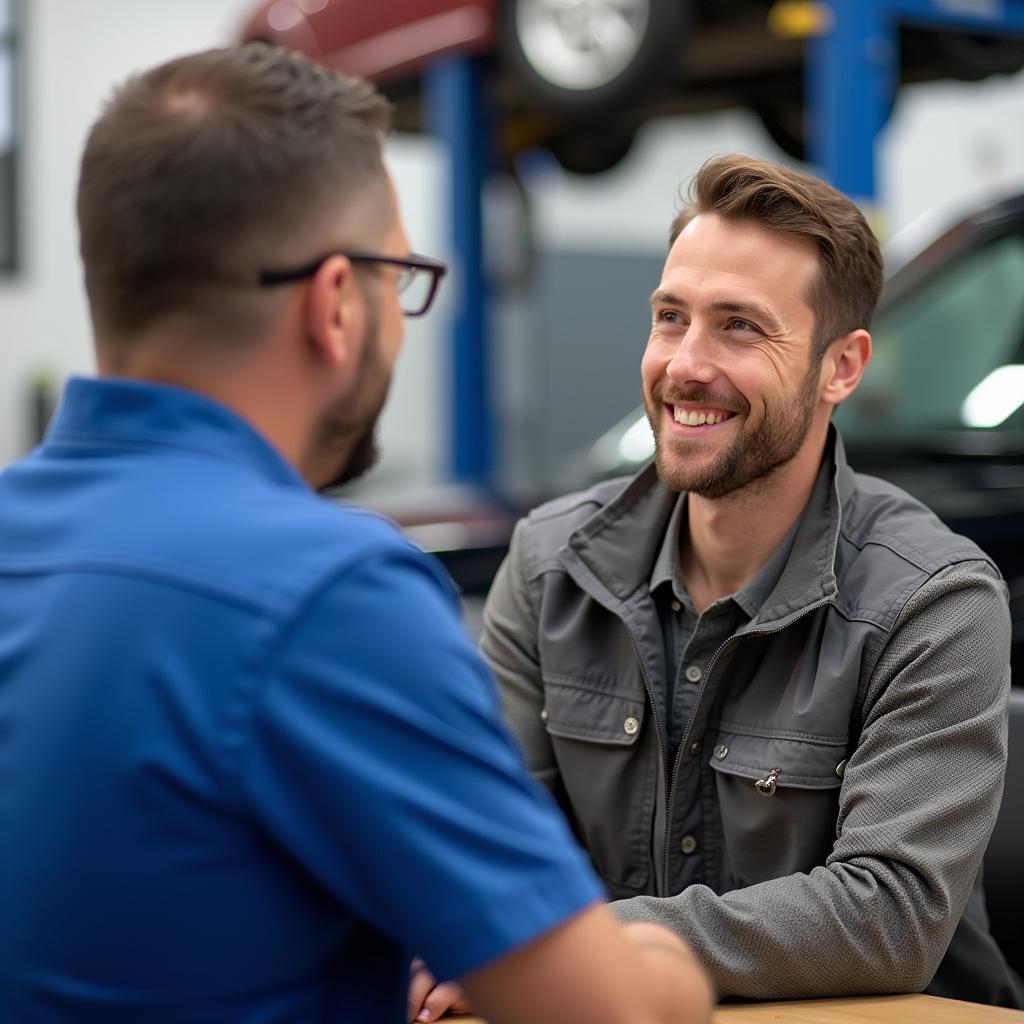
left=646, top=488, right=802, bottom=620
left=648, top=492, right=687, bottom=595
left=732, top=514, right=801, bottom=618
left=566, top=426, right=845, bottom=620
left=45, top=376, right=309, bottom=492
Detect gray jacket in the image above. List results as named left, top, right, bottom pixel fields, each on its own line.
left=480, top=430, right=1020, bottom=1005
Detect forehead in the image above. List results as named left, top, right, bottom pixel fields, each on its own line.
left=660, top=213, right=819, bottom=317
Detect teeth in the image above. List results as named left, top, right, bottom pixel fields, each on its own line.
left=673, top=408, right=730, bottom=426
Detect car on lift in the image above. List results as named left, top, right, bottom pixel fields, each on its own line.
left=238, top=0, right=1024, bottom=170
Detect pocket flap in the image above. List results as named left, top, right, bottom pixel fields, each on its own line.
left=708, top=727, right=846, bottom=790
left=543, top=679, right=646, bottom=746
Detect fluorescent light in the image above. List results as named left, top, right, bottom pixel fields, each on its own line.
left=617, top=416, right=655, bottom=463
left=961, top=365, right=1024, bottom=428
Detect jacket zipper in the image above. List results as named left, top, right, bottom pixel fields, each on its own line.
left=659, top=595, right=836, bottom=894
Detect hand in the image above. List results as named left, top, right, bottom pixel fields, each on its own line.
left=621, top=920, right=694, bottom=957
left=407, top=956, right=473, bottom=1022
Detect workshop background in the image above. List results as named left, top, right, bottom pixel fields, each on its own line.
left=1, top=0, right=1023, bottom=491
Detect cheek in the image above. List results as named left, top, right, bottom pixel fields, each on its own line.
left=640, top=338, right=666, bottom=390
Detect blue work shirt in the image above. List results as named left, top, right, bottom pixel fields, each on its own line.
left=0, top=376, right=603, bottom=1023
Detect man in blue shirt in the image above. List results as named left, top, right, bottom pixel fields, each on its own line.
left=0, top=44, right=711, bottom=1024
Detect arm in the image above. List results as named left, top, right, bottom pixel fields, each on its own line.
left=409, top=915, right=714, bottom=1024
left=461, top=908, right=712, bottom=1024
left=241, top=538, right=712, bottom=1024
left=611, top=560, right=1011, bottom=998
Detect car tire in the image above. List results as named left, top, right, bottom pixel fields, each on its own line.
left=752, top=94, right=807, bottom=162
left=502, top=0, right=689, bottom=116
left=751, top=72, right=896, bottom=164
left=903, top=28, right=1024, bottom=82
left=548, top=124, right=638, bottom=174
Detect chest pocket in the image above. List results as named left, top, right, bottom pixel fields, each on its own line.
left=708, top=725, right=847, bottom=891
left=542, top=678, right=653, bottom=892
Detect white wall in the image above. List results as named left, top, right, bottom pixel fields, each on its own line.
left=2, top=1, right=1024, bottom=478
left=0, top=1, right=256, bottom=460
left=0, top=0, right=447, bottom=485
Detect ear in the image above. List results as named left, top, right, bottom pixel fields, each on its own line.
left=820, top=329, right=871, bottom=408
left=302, top=254, right=362, bottom=373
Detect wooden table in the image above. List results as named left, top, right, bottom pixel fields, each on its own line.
left=458, top=994, right=1023, bottom=1022
left=713, top=994, right=1023, bottom=1021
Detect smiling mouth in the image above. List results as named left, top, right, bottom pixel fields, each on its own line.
left=668, top=404, right=737, bottom=427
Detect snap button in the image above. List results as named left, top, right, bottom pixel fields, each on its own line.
left=836, top=759, right=846, bottom=778
left=680, top=835, right=698, bottom=855
left=670, top=600, right=682, bottom=613
left=689, top=741, right=700, bottom=756
left=540, top=708, right=548, bottom=722
left=685, top=664, right=702, bottom=683
left=624, top=716, right=640, bottom=736
left=714, top=744, right=729, bottom=761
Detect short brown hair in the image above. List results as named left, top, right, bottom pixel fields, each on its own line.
left=670, top=155, right=883, bottom=355
left=77, top=44, right=392, bottom=344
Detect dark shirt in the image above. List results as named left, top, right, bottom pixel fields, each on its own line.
left=649, top=494, right=799, bottom=756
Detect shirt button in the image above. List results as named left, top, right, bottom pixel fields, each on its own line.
left=680, top=835, right=698, bottom=855
left=624, top=716, right=640, bottom=736
left=685, top=664, right=702, bottom=683
left=689, top=740, right=700, bottom=757
left=671, top=600, right=682, bottom=613
left=540, top=708, right=548, bottom=722
left=836, top=759, right=847, bottom=778
left=714, top=744, right=729, bottom=761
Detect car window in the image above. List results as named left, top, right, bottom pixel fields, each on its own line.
left=836, top=233, right=1024, bottom=438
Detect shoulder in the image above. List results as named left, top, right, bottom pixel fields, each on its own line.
left=254, top=491, right=456, bottom=605
left=833, top=467, right=996, bottom=628
left=511, top=471, right=645, bottom=576
left=152, top=469, right=455, bottom=620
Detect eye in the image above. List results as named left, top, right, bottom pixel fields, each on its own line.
left=654, top=308, right=683, bottom=325
left=727, top=317, right=760, bottom=334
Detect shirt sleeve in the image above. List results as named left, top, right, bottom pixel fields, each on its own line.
left=237, top=536, right=604, bottom=982
left=611, top=559, right=1012, bottom=998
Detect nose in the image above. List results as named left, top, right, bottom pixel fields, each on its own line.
left=665, top=319, right=717, bottom=388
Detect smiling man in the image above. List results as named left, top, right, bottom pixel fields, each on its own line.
left=479, top=155, right=1022, bottom=1007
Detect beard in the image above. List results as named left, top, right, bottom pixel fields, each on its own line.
left=647, top=359, right=822, bottom=499
left=314, top=306, right=392, bottom=491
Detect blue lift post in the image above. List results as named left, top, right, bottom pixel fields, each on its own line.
left=424, top=57, right=494, bottom=488
left=809, top=0, right=1024, bottom=206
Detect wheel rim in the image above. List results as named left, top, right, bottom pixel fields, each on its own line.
left=515, top=0, right=652, bottom=91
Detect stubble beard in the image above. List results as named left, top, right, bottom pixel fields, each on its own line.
left=315, top=308, right=391, bottom=491
left=648, top=358, right=822, bottom=499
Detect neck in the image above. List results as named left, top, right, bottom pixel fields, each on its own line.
left=97, top=330, right=317, bottom=485
left=681, top=430, right=828, bottom=612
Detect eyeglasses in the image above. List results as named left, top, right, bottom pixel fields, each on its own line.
left=258, top=252, right=448, bottom=317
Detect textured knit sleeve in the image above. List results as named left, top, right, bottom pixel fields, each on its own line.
left=611, top=559, right=1011, bottom=998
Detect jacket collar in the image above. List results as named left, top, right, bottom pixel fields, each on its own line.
left=562, top=426, right=848, bottom=624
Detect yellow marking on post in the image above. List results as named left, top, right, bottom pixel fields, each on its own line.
left=767, top=2, right=833, bottom=39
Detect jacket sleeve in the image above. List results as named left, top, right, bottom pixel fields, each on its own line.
left=479, top=520, right=567, bottom=803
left=610, top=559, right=1011, bottom=998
